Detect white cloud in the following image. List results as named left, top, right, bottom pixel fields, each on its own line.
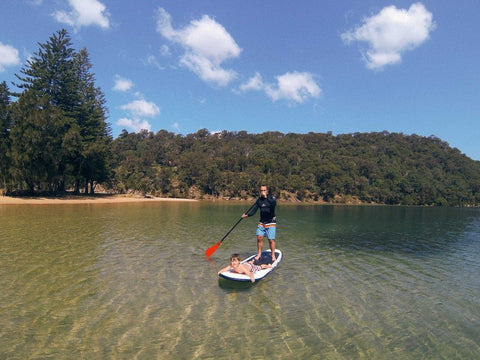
left=239, top=72, right=264, bottom=92
left=240, top=71, right=321, bottom=104
left=53, top=0, right=110, bottom=31
left=120, top=99, right=160, bottom=118
left=0, top=42, right=20, bottom=71
left=160, top=45, right=170, bottom=56
left=116, top=118, right=151, bottom=133
left=113, top=75, right=133, bottom=92
left=341, top=2, right=435, bottom=70
left=117, top=98, right=160, bottom=133
left=146, top=55, right=164, bottom=71
left=156, top=8, right=241, bottom=86
left=267, top=72, right=321, bottom=103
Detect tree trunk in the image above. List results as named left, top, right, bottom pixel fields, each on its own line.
left=74, top=179, right=80, bottom=194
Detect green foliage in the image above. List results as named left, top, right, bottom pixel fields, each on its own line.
left=0, top=81, right=12, bottom=189
left=9, top=90, right=66, bottom=192
left=110, top=129, right=480, bottom=206
left=3, top=29, right=111, bottom=195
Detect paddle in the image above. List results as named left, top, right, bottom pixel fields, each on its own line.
left=205, top=203, right=255, bottom=258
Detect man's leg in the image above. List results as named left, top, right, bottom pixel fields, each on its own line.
left=255, top=235, right=264, bottom=260
left=269, top=239, right=276, bottom=262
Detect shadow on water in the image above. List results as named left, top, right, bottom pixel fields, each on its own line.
left=217, top=278, right=256, bottom=292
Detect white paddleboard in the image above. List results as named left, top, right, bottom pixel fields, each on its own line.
left=218, top=249, right=282, bottom=282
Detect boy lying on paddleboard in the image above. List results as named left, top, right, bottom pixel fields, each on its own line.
left=217, top=253, right=273, bottom=283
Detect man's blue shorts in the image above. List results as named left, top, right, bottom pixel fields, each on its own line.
left=256, top=222, right=276, bottom=240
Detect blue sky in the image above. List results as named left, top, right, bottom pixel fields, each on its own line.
left=1, top=1, right=479, bottom=160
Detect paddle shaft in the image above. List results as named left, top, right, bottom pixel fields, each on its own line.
left=222, top=202, right=256, bottom=242
left=205, top=202, right=256, bottom=257
left=226, top=202, right=256, bottom=242
left=219, top=217, right=243, bottom=243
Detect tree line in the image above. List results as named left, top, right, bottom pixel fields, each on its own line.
left=110, top=129, right=480, bottom=206
left=1, top=30, right=479, bottom=206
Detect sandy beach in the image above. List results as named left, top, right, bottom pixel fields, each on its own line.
left=0, top=194, right=197, bottom=205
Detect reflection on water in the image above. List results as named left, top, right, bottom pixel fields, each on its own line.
left=0, top=203, right=479, bottom=359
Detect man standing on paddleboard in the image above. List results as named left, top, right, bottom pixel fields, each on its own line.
left=242, top=185, right=277, bottom=263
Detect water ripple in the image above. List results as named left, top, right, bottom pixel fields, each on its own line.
left=1, top=204, right=479, bottom=359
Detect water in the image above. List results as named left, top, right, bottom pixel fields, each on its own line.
left=1, top=202, right=479, bottom=359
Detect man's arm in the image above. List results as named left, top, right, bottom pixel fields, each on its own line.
left=242, top=200, right=259, bottom=218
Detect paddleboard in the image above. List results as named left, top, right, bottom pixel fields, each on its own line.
left=218, top=249, right=282, bottom=282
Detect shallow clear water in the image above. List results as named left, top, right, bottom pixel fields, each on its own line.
left=1, top=202, right=479, bottom=359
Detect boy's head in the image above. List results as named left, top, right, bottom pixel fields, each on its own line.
left=230, top=254, right=241, bottom=264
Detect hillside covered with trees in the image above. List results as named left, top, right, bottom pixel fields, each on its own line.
left=110, top=129, right=480, bottom=206
left=1, top=30, right=479, bottom=206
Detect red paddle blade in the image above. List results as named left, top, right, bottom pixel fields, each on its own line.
left=205, top=241, right=221, bottom=258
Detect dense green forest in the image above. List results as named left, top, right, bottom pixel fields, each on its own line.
left=1, top=30, right=479, bottom=206
left=109, top=129, right=480, bottom=206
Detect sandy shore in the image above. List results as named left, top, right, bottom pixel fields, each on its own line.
left=0, top=194, right=197, bottom=205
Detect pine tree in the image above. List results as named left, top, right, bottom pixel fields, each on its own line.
left=72, top=48, right=112, bottom=194
left=11, top=29, right=76, bottom=192
left=10, top=29, right=111, bottom=194
left=0, top=81, right=11, bottom=191
left=9, top=90, right=65, bottom=192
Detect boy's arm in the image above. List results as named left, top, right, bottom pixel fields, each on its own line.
left=240, top=264, right=255, bottom=283
left=217, top=266, right=231, bottom=274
